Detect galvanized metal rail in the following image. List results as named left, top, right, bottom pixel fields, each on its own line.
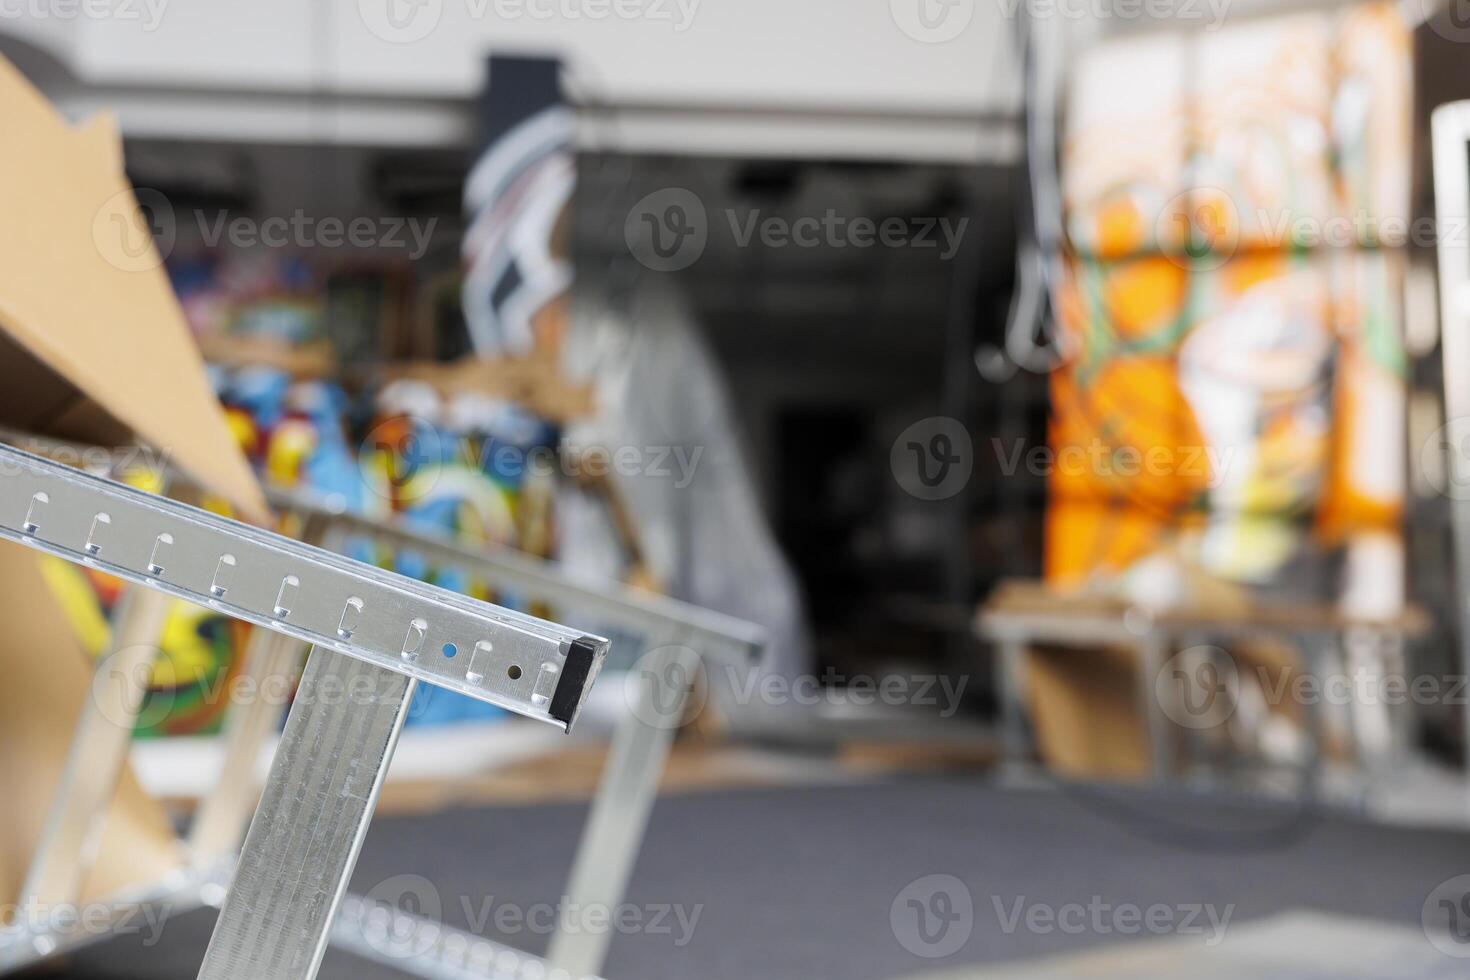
left=0, top=444, right=606, bottom=731
left=0, top=442, right=608, bottom=980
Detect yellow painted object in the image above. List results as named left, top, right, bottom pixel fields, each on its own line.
left=38, top=558, right=111, bottom=657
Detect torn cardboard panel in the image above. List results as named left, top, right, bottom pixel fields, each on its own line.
left=0, top=54, right=266, bottom=523
left=0, top=56, right=268, bottom=917
left=0, top=541, right=180, bottom=914
left=0, top=330, right=133, bottom=449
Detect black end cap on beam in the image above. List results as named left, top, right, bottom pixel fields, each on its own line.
left=549, top=637, right=600, bottom=731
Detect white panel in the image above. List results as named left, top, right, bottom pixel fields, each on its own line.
left=1, top=0, right=1023, bottom=158
left=65, top=0, right=311, bottom=88
left=328, top=0, right=1018, bottom=114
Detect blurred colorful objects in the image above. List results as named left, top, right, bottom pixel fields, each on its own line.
left=1048, top=2, right=1409, bottom=598
left=41, top=557, right=249, bottom=737
left=213, top=367, right=561, bottom=728
left=47, top=242, right=567, bottom=733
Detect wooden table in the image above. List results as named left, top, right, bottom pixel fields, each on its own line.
left=975, top=580, right=1431, bottom=790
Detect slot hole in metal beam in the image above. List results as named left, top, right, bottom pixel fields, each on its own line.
left=147, top=532, right=173, bottom=576
left=210, top=554, right=236, bottom=597
left=85, top=512, right=110, bottom=555
left=274, top=575, right=300, bottom=618
left=401, top=618, right=428, bottom=662
left=466, top=640, right=493, bottom=684
left=338, top=596, right=364, bottom=638
left=22, top=491, right=47, bottom=534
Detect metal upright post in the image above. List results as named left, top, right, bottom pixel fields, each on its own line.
left=196, top=648, right=416, bottom=980
left=994, top=635, right=1030, bottom=776
left=547, top=641, right=701, bottom=977
left=18, top=586, right=174, bottom=910
left=186, top=627, right=307, bottom=868
left=1136, top=629, right=1172, bottom=780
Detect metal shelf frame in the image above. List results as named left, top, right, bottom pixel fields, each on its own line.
left=0, top=432, right=764, bottom=980
left=0, top=440, right=609, bottom=980
left=0, top=446, right=601, bottom=730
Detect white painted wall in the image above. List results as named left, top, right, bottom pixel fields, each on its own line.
left=0, top=0, right=1022, bottom=160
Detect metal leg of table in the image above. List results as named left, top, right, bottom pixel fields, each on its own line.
left=1136, top=631, right=1172, bottom=781
left=1170, top=632, right=1211, bottom=786
left=1297, top=631, right=1329, bottom=804
left=1341, top=626, right=1401, bottom=770
left=1333, top=629, right=1366, bottom=805
left=187, top=628, right=307, bottom=868
left=1379, top=630, right=1412, bottom=763
left=19, top=586, right=174, bottom=909
left=196, top=648, right=416, bottom=980
left=995, top=637, right=1030, bottom=777
left=546, top=642, right=697, bottom=979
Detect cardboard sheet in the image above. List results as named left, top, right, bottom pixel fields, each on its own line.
left=1025, top=644, right=1151, bottom=781
left=0, top=55, right=268, bottom=915
left=0, top=54, right=266, bottom=522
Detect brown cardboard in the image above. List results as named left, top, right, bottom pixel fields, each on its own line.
left=0, top=56, right=268, bottom=915
left=0, top=54, right=267, bottom=522
left=1025, top=644, right=1152, bottom=780
left=1023, top=639, right=1318, bottom=780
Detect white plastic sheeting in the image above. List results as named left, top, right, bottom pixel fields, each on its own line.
left=559, top=277, right=809, bottom=688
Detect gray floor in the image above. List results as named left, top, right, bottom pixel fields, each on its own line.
left=42, top=776, right=1470, bottom=979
